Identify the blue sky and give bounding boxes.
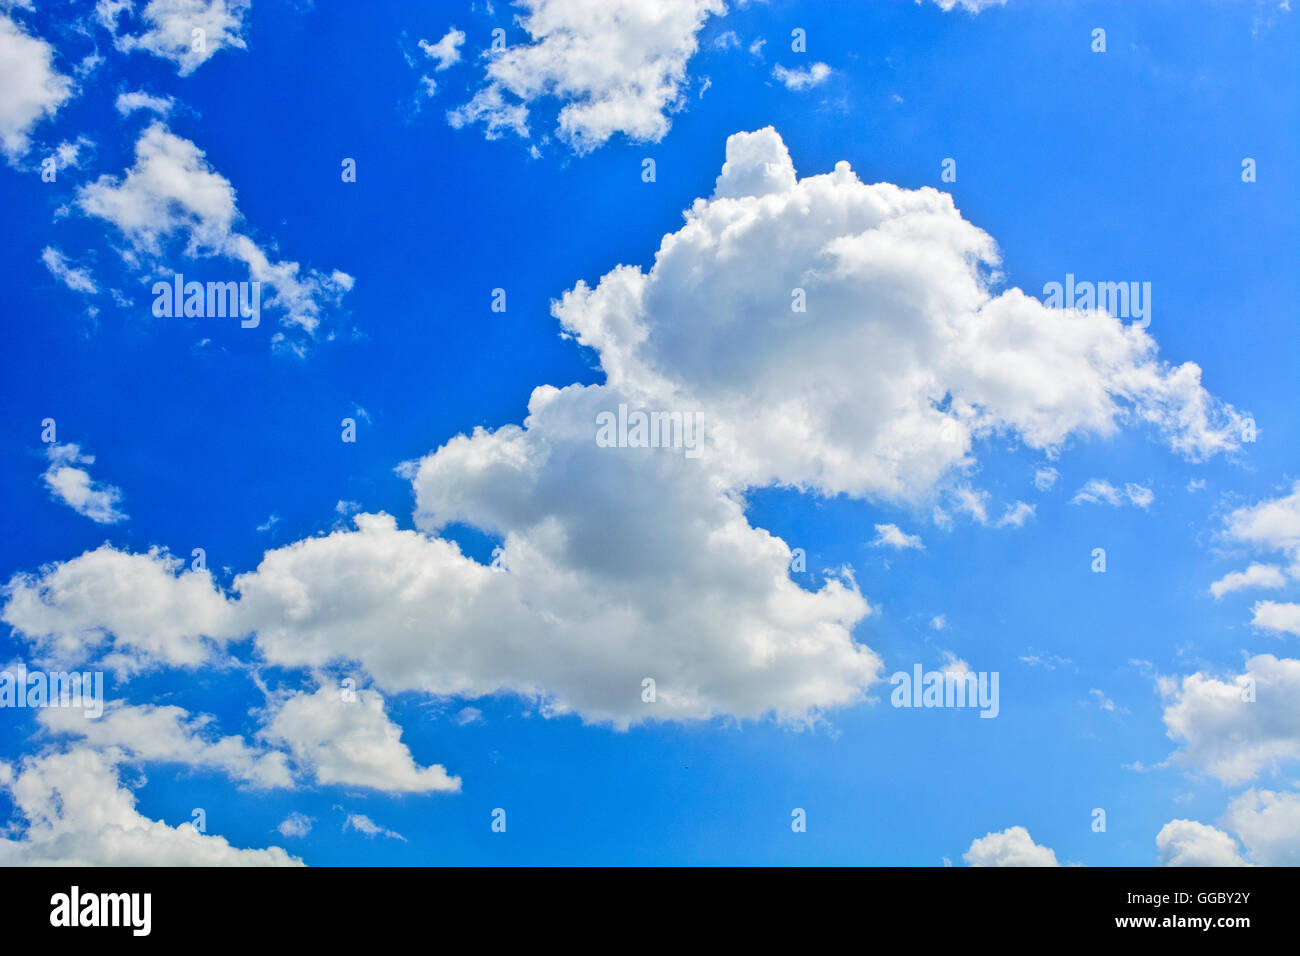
[0,0,1297,867]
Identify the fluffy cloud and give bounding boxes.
[555,128,1243,503]
[772,62,831,91]
[1211,484,1300,637]
[1222,482,1300,572]
[277,811,311,838]
[449,0,726,153]
[4,128,1249,735]
[2,543,241,673]
[114,89,175,116]
[871,523,923,550]
[0,13,73,161]
[41,443,126,524]
[964,826,1060,866]
[76,122,352,335]
[38,701,293,789]
[1251,600,1300,637]
[419,27,465,71]
[261,685,460,793]
[100,0,251,76]
[1220,788,1300,865]
[1159,655,1300,785]
[0,747,300,865]
[1155,819,1247,867]
[1071,479,1153,509]
[1210,563,1286,599]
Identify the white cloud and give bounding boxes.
[997,501,1034,528]
[41,247,98,295]
[964,826,1060,866]
[1220,788,1300,865]
[114,89,175,116]
[1155,819,1247,867]
[1,128,1249,736]
[1071,479,1153,509]
[1222,482,1300,573]
[101,0,252,76]
[76,122,352,334]
[277,811,312,838]
[1159,654,1300,785]
[1124,483,1154,509]
[448,0,727,153]
[557,128,1243,503]
[344,813,405,841]
[1033,466,1058,491]
[927,0,1007,12]
[940,650,971,676]
[772,62,831,91]
[1210,563,1286,599]
[38,701,293,789]
[871,523,923,550]
[261,685,460,793]
[930,614,946,631]
[1251,600,1300,637]
[0,747,301,865]
[0,13,74,161]
[41,443,126,524]
[419,27,464,71]
[455,706,484,726]
[712,29,739,50]
[2,543,241,673]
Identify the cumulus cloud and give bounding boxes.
[1210,563,1287,599]
[100,0,252,76]
[448,0,726,153]
[1071,479,1153,509]
[419,27,465,71]
[1251,600,1300,637]
[261,685,460,793]
[76,122,352,335]
[556,128,1244,503]
[1155,819,1247,867]
[1221,482,1300,575]
[277,811,312,838]
[1220,788,1300,865]
[2,543,241,673]
[871,523,923,550]
[0,13,73,161]
[114,89,175,116]
[2,128,1248,735]
[772,62,831,91]
[39,701,293,789]
[41,443,126,524]
[0,747,300,865]
[1033,466,1058,491]
[1159,654,1300,785]
[964,826,1060,866]
[1213,485,1300,634]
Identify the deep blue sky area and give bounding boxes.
[0,0,1296,866]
